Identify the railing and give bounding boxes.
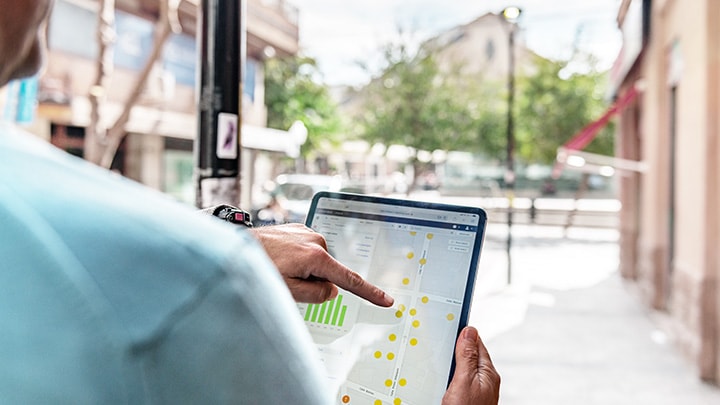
[477,197,620,229]
[394,194,621,229]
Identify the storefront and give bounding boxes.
[5,0,304,208]
[613,0,720,383]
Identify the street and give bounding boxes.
[470,223,720,404]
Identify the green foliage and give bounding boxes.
[515,55,614,164]
[358,42,506,160]
[267,35,615,173]
[264,56,343,156]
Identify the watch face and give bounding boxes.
[231,212,248,223]
[215,205,253,227]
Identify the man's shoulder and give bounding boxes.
[1,123,248,264]
[0,124,329,404]
[0,124,274,336]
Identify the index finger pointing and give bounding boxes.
[315,255,394,307]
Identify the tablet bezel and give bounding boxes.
[305,191,488,391]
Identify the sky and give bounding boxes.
[290,0,624,86]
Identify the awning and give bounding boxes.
[552,85,640,178]
[241,123,306,158]
[56,96,306,157]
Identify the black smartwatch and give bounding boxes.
[209,204,254,228]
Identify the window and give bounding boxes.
[485,39,495,62]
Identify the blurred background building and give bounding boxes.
[4,0,303,206]
[2,0,612,207]
[612,0,720,383]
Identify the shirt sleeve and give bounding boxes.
[137,231,333,405]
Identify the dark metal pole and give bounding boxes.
[195,0,242,208]
[505,24,516,284]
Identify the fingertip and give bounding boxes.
[463,326,479,343]
[383,292,395,307]
[327,285,339,301]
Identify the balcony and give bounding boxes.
[247,0,299,58]
[119,0,299,58]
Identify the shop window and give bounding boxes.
[164,137,195,205]
[50,124,85,158]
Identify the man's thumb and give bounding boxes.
[454,326,480,379]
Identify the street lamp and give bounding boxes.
[502,6,521,284]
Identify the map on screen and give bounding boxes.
[300,192,487,405]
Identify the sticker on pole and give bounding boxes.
[216,112,238,159]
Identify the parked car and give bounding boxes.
[255,174,343,224]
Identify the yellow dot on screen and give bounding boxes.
[374,401,382,405]
[394,398,402,405]
[399,304,406,311]
[402,278,410,285]
[419,258,427,265]
[399,378,407,387]
[409,308,417,316]
[412,320,420,328]
[427,233,434,239]
[410,338,418,346]
[395,311,403,318]
[374,351,382,359]
[387,352,395,360]
[406,252,414,259]
[421,296,429,304]
[342,395,350,403]
[410,231,417,236]
[447,313,455,321]
[389,334,397,342]
[385,379,393,387]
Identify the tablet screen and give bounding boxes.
[300,192,487,405]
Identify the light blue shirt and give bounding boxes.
[0,122,331,404]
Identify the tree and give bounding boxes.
[85,0,181,168]
[515,55,614,165]
[357,40,505,188]
[264,56,343,162]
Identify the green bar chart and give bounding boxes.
[304,294,348,327]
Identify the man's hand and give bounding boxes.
[250,223,394,307]
[442,327,501,405]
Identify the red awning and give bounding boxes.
[552,85,639,178]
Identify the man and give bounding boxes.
[0,0,500,403]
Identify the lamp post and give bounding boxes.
[195,0,243,209]
[502,6,521,284]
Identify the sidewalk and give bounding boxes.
[469,224,720,404]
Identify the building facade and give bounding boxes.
[427,12,535,82]
[2,0,302,207]
[612,0,720,383]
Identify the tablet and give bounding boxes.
[300,191,487,405]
